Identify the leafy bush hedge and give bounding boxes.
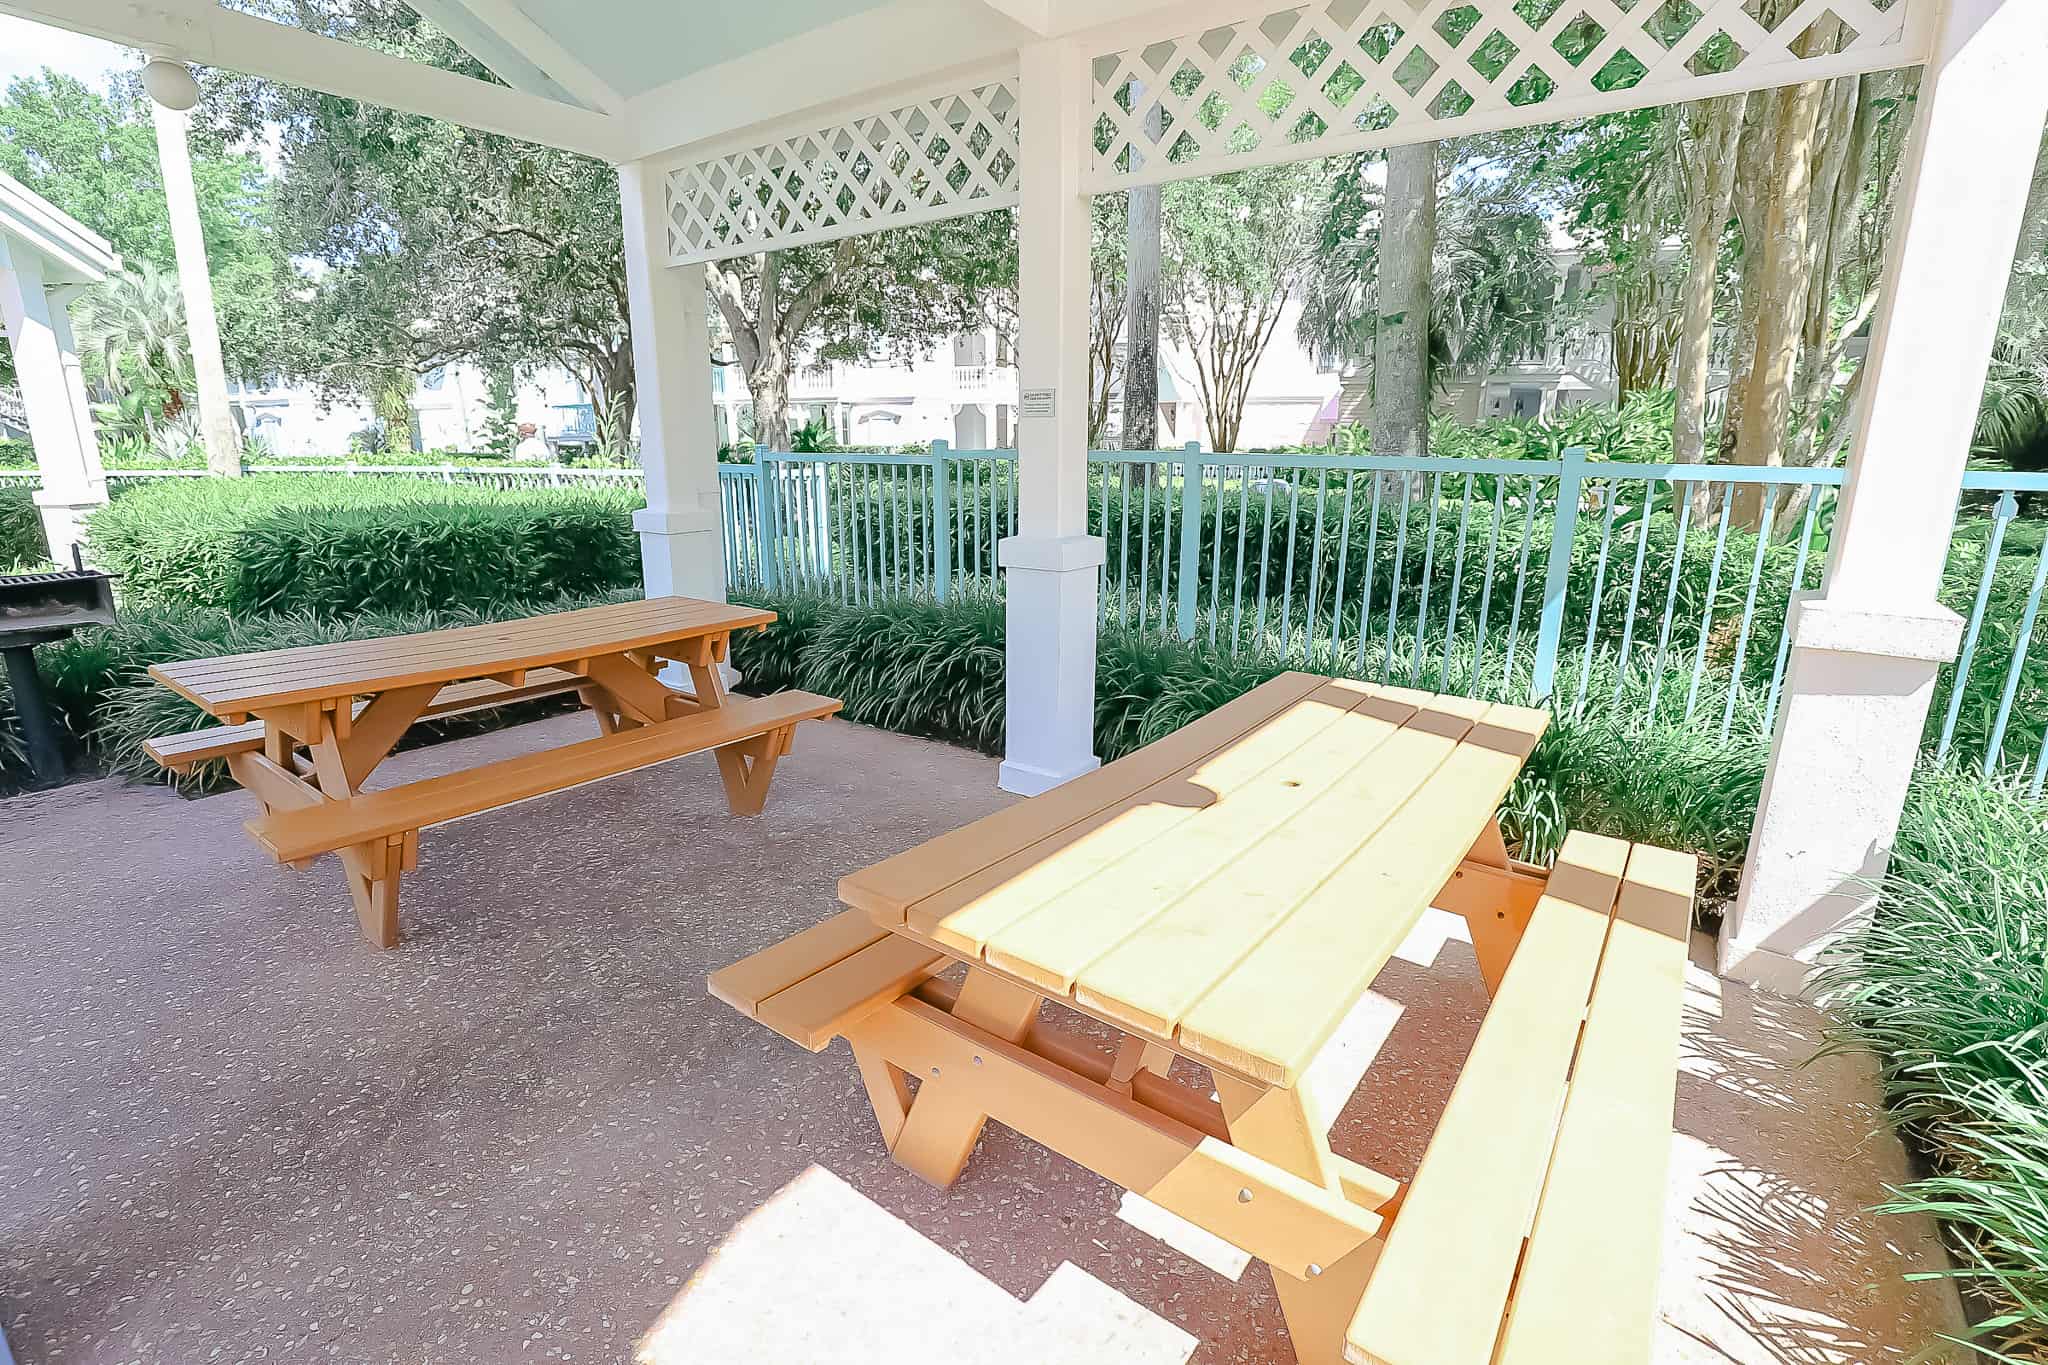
[1,484,46,568]
[87,476,643,616]
[0,588,640,789]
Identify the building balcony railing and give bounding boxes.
[791,364,837,399]
[953,364,1017,399]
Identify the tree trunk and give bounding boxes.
[1374,142,1437,459]
[1728,74,1826,526]
[1123,181,1162,453]
[1674,94,1747,466]
[749,347,792,452]
[1713,86,1779,482]
[2012,129,2048,318]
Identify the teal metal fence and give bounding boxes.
[720,443,2048,790]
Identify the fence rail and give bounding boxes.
[721,443,2048,791]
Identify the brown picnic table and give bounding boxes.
[145,595,840,949]
[713,671,1696,1364]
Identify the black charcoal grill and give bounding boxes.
[1,552,116,785]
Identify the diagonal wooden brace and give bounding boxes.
[844,995,1384,1281]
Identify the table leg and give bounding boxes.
[1438,819,1547,996]
[1215,1076,1383,1365]
[282,692,434,950]
[1108,1036,1177,1096]
[885,967,1042,1187]
[713,726,789,816]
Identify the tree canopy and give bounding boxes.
[0,71,284,383]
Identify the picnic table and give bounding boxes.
[713,672,1694,1364]
[145,595,840,949]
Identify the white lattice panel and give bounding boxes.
[665,76,1020,264]
[1088,0,1928,189]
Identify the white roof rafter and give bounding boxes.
[0,0,625,161]
[408,0,625,116]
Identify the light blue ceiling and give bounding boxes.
[513,0,896,99]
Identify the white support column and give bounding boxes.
[151,99,241,476]
[999,37,1104,796]
[618,159,724,604]
[0,239,105,566]
[1720,0,2048,995]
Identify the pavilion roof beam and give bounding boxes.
[0,0,625,161]
[624,0,1033,163]
[407,0,625,116]
[975,0,1053,34]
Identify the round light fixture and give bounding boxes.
[142,58,201,112]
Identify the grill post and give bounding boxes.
[2,645,64,786]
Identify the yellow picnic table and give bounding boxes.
[145,595,840,949]
[713,671,1695,1363]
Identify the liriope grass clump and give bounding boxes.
[1817,771,2048,1359]
[1,484,47,569]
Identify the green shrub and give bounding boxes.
[1,484,47,568]
[87,476,643,615]
[1818,771,2048,1359]
[0,439,33,469]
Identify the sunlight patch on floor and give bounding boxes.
[638,1165,1196,1365]
[1115,1192,1252,1281]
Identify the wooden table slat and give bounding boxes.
[152,597,769,716]
[155,599,744,688]
[935,680,1373,962]
[1491,842,1695,1365]
[1072,690,1484,1038]
[155,595,687,682]
[839,671,1331,924]
[1345,830,1629,1365]
[980,681,1414,993]
[1174,702,1550,1085]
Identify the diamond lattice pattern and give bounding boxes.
[666,78,1021,264]
[1088,0,1918,187]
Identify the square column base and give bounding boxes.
[1717,593,1963,997]
[1000,533,1105,797]
[634,505,726,602]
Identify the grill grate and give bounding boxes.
[0,568,112,589]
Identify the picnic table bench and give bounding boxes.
[146,596,841,949]
[711,671,1694,1364]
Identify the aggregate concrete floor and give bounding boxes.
[0,711,1966,1363]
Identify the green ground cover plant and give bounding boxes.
[1,484,47,568]
[1818,773,2048,1361]
[86,476,643,616]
